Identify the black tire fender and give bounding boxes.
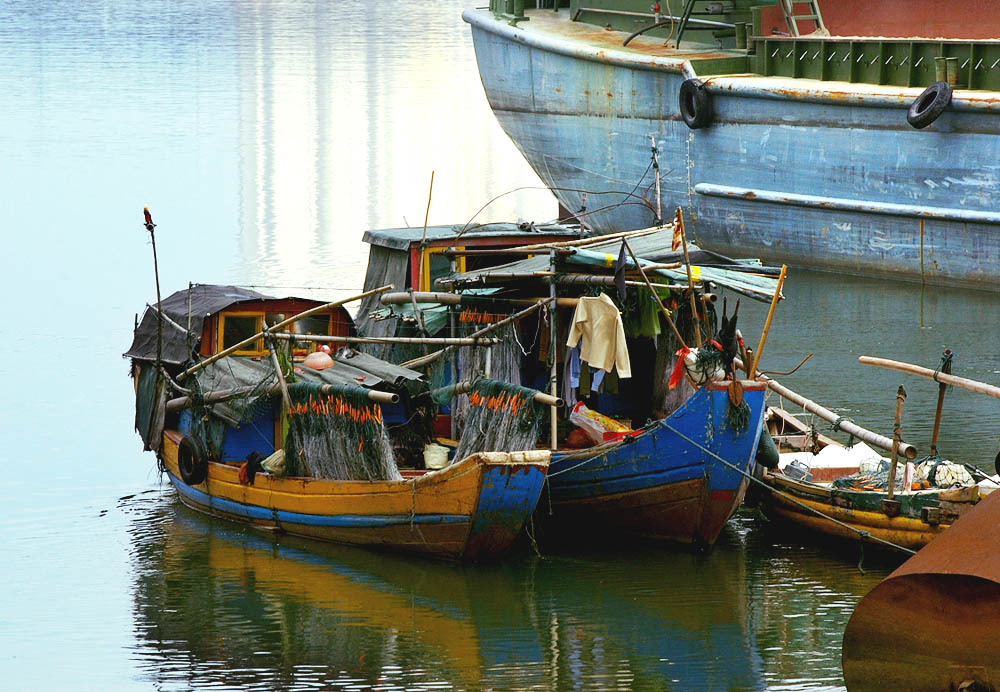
[907,81,952,129]
[679,78,712,129]
[177,434,208,486]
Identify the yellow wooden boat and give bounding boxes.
[127,284,550,562]
[160,429,548,561]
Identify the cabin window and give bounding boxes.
[420,247,465,291]
[290,314,332,354]
[219,313,263,354]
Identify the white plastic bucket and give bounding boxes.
[423,443,449,470]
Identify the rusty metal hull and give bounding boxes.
[842,488,1000,691]
[464,9,1000,291]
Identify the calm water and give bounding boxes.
[2,1,999,690]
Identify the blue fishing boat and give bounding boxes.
[464,1,1000,290]
[546,380,767,546]
[361,222,781,547]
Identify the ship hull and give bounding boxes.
[466,10,1000,290]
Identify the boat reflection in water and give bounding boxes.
[129,496,882,690]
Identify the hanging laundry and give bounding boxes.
[566,293,631,378]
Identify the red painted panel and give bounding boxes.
[759,1,998,40]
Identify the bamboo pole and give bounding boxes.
[269,333,500,346]
[444,226,664,258]
[675,208,702,347]
[267,336,292,412]
[549,249,559,451]
[858,355,1000,401]
[417,171,435,291]
[735,356,918,458]
[429,380,564,408]
[179,284,393,380]
[886,385,907,501]
[380,291,578,308]
[623,239,687,349]
[400,297,555,369]
[929,349,952,455]
[143,208,163,367]
[437,272,684,291]
[165,382,399,413]
[145,303,188,334]
[749,264,787,377]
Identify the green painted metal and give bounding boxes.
[497,1,1000,91]
[755,37,1000,90]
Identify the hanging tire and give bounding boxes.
[907,81,952,129]
[177,434,208,486]
[679,78,712,129]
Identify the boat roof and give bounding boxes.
[363,222,581,251]
[124,284,342,365]
[446,227,783,301]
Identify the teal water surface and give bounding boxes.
[2,1,998,690]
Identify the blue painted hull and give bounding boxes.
[546,381,766,547]
[465,9,1000,290]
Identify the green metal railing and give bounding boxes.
[754,37,1000,90]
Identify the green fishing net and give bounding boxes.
[283,382,401,481]
[452,378,546,461]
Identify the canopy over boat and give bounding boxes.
[443,227,783,302]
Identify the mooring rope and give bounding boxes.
[659,422,917,557]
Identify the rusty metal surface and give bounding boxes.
[842,489,1000,691]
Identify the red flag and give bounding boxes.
[671,208,683,251]
[668,346,691,390]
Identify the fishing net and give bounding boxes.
[452,378,546,461]
[831,455,974,492]
[450,322,523,433]
[284,382,401,481]
[185,357,279,459]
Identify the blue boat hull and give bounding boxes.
[546,381,767,547]
[465,10,1000,290]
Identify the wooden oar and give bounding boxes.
[179,284,393,380]
[859,355,1000,401]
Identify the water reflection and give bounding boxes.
[128,495,887,691]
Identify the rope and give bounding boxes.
[659,421,918,557]
[832,415,854,432]
[932,350,953,384]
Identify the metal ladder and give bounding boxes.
[777,0,827,37]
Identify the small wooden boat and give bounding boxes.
[126,283,549,561]
[755,354,999,553]
[159,430,549,561]
[842,487,1000,692]
[360,220,784,548]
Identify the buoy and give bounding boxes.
[302,351,334,370]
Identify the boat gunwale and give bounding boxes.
[463,8,1000,113]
